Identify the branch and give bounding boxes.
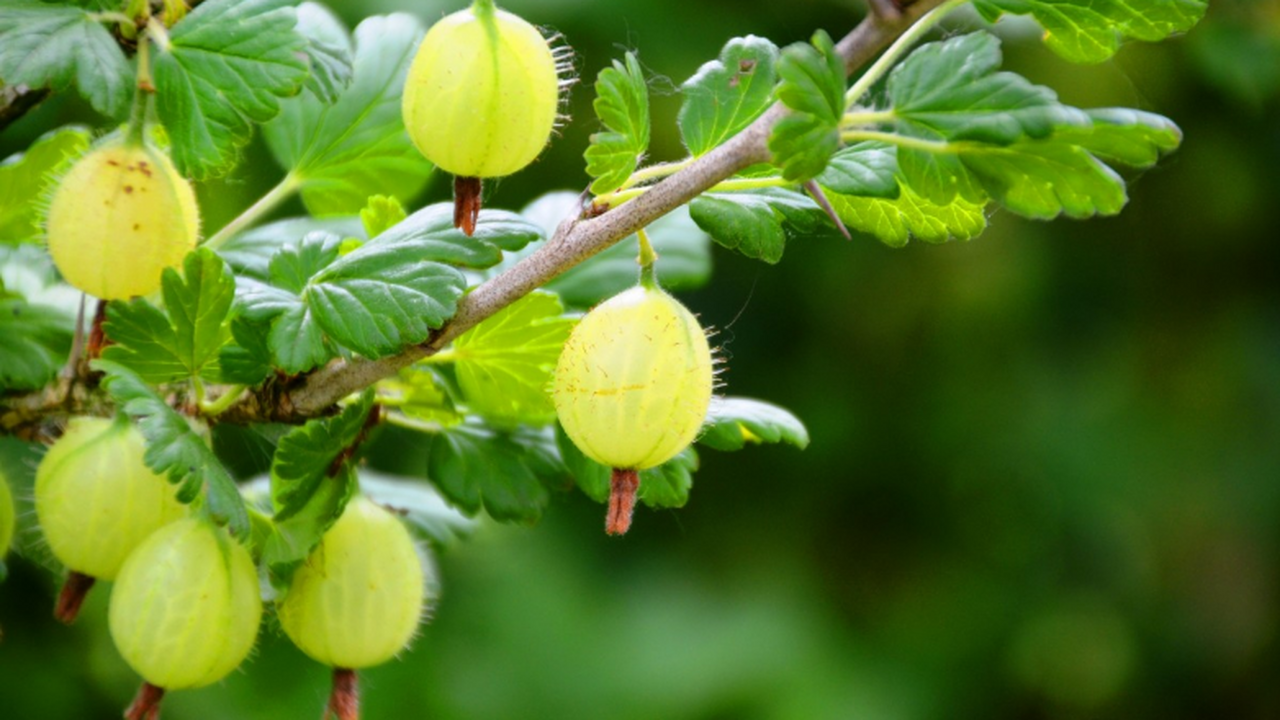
[3,0,951,431]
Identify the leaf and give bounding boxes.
[377,365,462,426]
[237,232,344,373]
[295,2,353,104]
[1052,108,1182,166]
[449,291,575,426]
[698,397,810,452]
[359,470,477,548]
[769,31,845,182]
[217,215,363,281]
[959,140,1128,220]
[102,249,235,383]
[973,0,1208,64]
[688,187,827,264]
[270,394,372,522]
[679,35,779,157]
[261,463,356,581]
[826,181,988,247]
[152,0,309,177]
[585,53,650,194]
[263,14,433,215]
[815,142,900,199]
[0,1,132,117]
[217,316,273,385]
[0,126,91,244]
[360,195,407,239]
[886,32,1090,146]
[555,424,698,509]
[94,360,249,539]
[0,299,71,391]
[372,202,543,269]
[428,421,566,523]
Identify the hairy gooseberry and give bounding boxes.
[109,517,262,717]
[45,138,199,299]
[35,415,187,622]
[278,495,425,719]
[553,280,714,534]
[1,468,14,560]
[402,0,562,234]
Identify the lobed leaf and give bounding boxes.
[689,187,828,264]
[0,1,132,117]
[973,0,1208,64]
[769,31,845,182]
[449,291,576,426]
[360,195,407,239]
[94,360,249,539]
[699,397,810,452]
[153,0,309,177]
[270,393,373,522]
[825,182,988,248]
[371,203,543,269]
[217,216,363,281]
[585,53,651,194]
[816,142,900,199]
[679,35,779,157]
[428,421,566,523]
[260,464,357,582]
[0,299,72,391]
[294,2,353,104]
[264,14,432,215]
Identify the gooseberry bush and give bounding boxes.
[0,0,1204,716]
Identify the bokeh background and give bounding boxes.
[2,0,1279,718]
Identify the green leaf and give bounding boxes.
[260,463,356,580]
[238,232,344,373]
[428,421,565,523]
[264,14,432,215]
[689,188,827,264]
[555,424,698,509]
[1052,108,1182,166]
[94,360,249,539]
[360,195,407,239]
[295,2,353,104]
[372,203,543,269]
[698,397,810,452]
[449,291,575,426]
[217,316,273,386]
[679,35,779,157]
[973,0,1208,64]
[102,249,235,383]
[0,2,132,117]
[359,470,477,548]
[769,31,844,182]
[153,0,309,177]
[271,394,372,521]
[0,299,71,391]
[217,216,363,281]
[826,181,988,248]
[886,32,1089,146]
[959,140,1128,220]
[377,365,462,426]
[585,52,650,194]
[815,142,900,199]
[0,126,91,244]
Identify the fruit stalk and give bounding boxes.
[53,571,96,625]
[453,176,482,236]
[325,668,360,720]
[606,468,640,536]
[124,682,164,720]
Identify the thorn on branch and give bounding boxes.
[803,180,851,240]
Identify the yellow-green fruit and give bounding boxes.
[553,284,714,470]
[109,518,262,689]
[0,468,14,557]
[35,416,187,580]
[278,496,425,669]
[402,2,559,178]
[46,140,199,299]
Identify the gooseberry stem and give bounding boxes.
[54,571,95,624]
[202,172,301,251]
[124,682,165,720]
[124,37,152,148]
[453,176,483,236]
[326,668,360,720]
[606,468,640,535]
[637,227,658,289]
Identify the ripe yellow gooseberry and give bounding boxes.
[553,281,714,533]
[109,518,262,692]
[45,139,198,299]
[278,496,425,670]
[402,0,562,234]
[35,416,186,581]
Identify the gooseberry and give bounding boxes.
[402,0,562,234]
[0,468,14,560]
[35,415,187,622]
[553,281,714,534]
[45,138,199,299]
[109,517,262,716]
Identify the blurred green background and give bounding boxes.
[3,0,1279,718]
